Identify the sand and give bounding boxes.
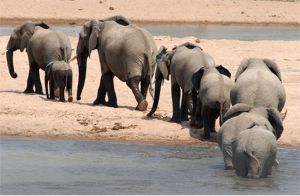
[0,0,300,25]
[0,0,299,146]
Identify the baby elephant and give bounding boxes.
[45,61,73,102]
[232,127,278,178]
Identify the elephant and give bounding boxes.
[6,21,72,94]
[76,16,157,111]
[192,64,233,139]
[217,103,285,170]
[147,42,215,123]
[231,58,286,112]
[45,61,73,102]
[232,127,278,178]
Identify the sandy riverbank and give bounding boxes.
[0,0,300,25]
[0,35,299,146]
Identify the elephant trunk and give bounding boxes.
[147,76,163,117]
[76,52,88,100]
[6,49,18,79]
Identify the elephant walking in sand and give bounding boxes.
[147,42,215,123]
[76,16,157,111]
[6,21,72,94]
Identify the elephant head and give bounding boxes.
[235,58,282,82]
[76,16,130,100]
[6,21,49,79]
[147,45,172,116]
[223,103,286,139]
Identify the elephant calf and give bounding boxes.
[217,103,285,170]
[233,127,278,178]
[45,61,73,102]
[192,65,233,139]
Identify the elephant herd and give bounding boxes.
[5,15,287,178]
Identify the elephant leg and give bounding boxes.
[102,71,118,108]
[45,75,49,99]
[222,143,234,170]
[201,106,218,139]
[191,94,203,128]
[127,76,148,111]
[24,68,35,93]
[170,83,181,123]
[235,152,250,177]
[180,91,189,121]
[93,77,107,105]
[59,86,65,102]
[32,67,43,94]
[141,75,150,99]
[49,78,55,100]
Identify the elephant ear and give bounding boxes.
[192,67,205,92]
[20,31,31,52]
[104,15,130,26]
[235,58,249,82]
[267,108,284,139]
[263,58,282,82]
[88,20,101,57]
[156,46,169,79]
[216,65,231,78]
[34,21,50,29]
[223,103,252,122]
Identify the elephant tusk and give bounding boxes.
[70,55,77,62]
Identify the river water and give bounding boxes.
[1,138,299,194]
[1,24,300,40]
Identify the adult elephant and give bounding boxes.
[217,103,285,170]
[6,21,72,94]
[231,58,286,112]
[76,16,157,111]
[147,42,215,123]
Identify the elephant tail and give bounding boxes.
[245,151,261,176]
[61,47,69,63]
[145,51,154,99]
[219,101,224,125]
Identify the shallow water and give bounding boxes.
[0,138,299,194]
[1,24,299,40]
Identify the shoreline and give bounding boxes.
[0,135,297,148]
[1,17,300,26]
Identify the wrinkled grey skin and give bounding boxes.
[217,103,285,170]
[76,15,157,111]
[232,127,278,178]
[45,61,73,102]
[147,42,214,123]
[231,58,286,112]
[6,21,72,94]
[192,64,233,139]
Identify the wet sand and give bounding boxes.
[0,36,299,146]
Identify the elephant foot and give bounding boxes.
[225,165,234,170]
[170,116,181,123]
[93,98,103,105]
[190,119,203,128]
[181,116,189,122]
[137,100,148,111]
[59,99,65,102]
[35,90,44,95]
[201,133,211,139]
[103,100,118,108]
[24,89,34,94]
[68,96,73,102]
